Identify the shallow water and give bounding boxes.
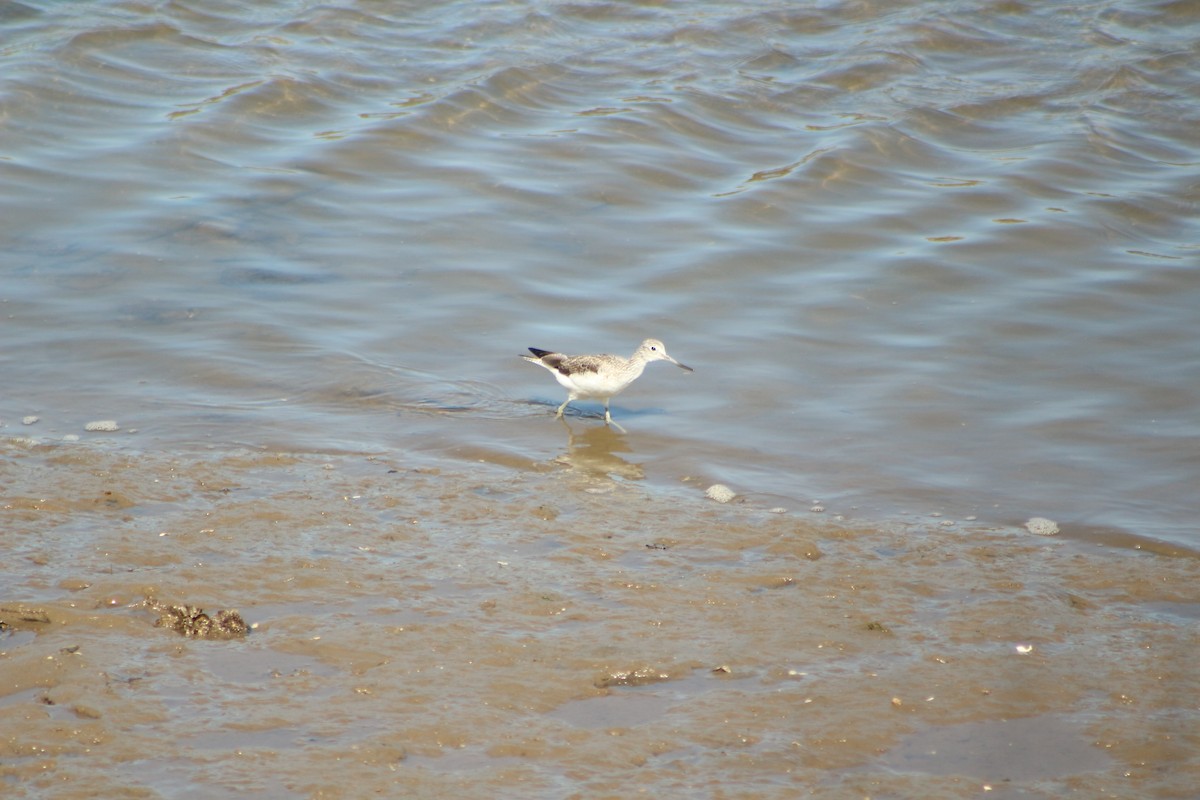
[2,0,1199,796]
[4,0,1199,545]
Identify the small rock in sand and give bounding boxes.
[1025,517,1059,536]
[705,484,736,504]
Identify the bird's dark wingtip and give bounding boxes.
[527,347,553,358]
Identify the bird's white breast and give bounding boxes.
[556,366,641,398]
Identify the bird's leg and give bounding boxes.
[555,398,570,419]
[603,400,627,433]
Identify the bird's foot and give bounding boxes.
[604,411,627,434]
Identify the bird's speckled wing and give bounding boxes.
[526,348,606,376]
[554,354,606,376]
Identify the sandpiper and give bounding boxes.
[522,338,693,430]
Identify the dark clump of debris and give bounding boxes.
[0,606,52,631]
[144,596,249,640]
[594,667,673,689]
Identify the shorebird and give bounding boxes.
[522,338,692,430]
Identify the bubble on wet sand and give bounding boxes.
[705,484,736,504]
[85,420,120,432]
[1025,517,1059,536]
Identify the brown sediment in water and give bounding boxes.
[1,439,1197,798]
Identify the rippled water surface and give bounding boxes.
[2,0,1198,796]
[5,0,1198,544]
[4,0,1195,546]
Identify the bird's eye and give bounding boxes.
[650,346,657,351]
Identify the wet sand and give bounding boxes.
[2,437,1196,798]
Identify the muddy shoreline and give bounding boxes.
[2,438,1197,798]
